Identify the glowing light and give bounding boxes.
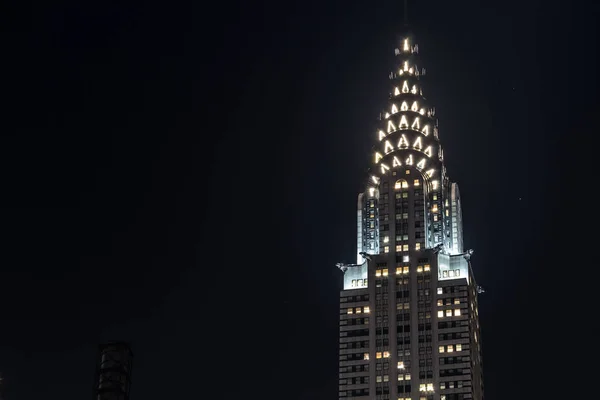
[384,112,390,119]
[398,69,404,75]
[406,154,413,165]
[403,61,409,71]
[380,163,390,174]
[384,140,394,153]
[399,115,409,129]
[411,117,420,130]
[411,101,418,111]
[409,67,413,74]
[419,108,426,115]
[401,101,408,111]
[402,81,409,93]
[387,120,397,133]
[416,158,426,170]
[422,125,430,136]
[392,156,402,167]
[413,136,422,150]
[394,87,400,96]
[423,145,432,157]
[369,187,375,197]
[371,175,380,184]
[398,134,409,148]
[425,169,435,178]
[432,180,439,190]
[391,104,398,114]
[411,85,417,94]
[375,152,383,163]
[403,39,409,51]
[378,130,386,141]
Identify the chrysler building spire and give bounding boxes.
[337,32,484,400]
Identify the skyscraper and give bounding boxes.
[337,34,484,400]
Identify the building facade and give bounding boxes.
[337,35,484,400]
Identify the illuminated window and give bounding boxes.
[441,396,446,400]
[402,192,408,198]
[427,383,434,392]
[364,278,368,286]
[383,375,389,382]
[384,246,390,253]
[376,352,382,359]
[376,269,382,277]
[394,179,409,190]
[417,266,423,273]
[437,299,443,306]
[438,346,444,353]
[398,374,404,381]
[402,244,409,251]
[433,194,437,200]
[364,306,370,313]
[456,344,462,352]
[398,361,405,369]
[347,308,353,314]
[383,236,390,243]
[419,384,426,392]
[448,345,454,353]
[364,353,370,360]
[383,351,390,358]
[424,264,430,272]
[351,279,357,287]
[425,311,431,319]
[396,267,402,275]
[415,243,421,250]
[402,212,408,219]
[376,375,382,383]
[402,255,409,262]
[446,310,452,317]
[455,269,460,277]
[433,214,438,222]
[405,373,411,380]
[437,288,443,294]
[396,245,402,252]
[437,310,443,318]
[403,266,409,274]
[454,298,460,305]
[440,382,446,389]
[432,204,438,213]
[383,268,389,277]
[405,170,410,175]
[356,307,362,314]
[454,309,461,316]
[414,179,420,186]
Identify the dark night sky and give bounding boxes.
[1,0,599,399]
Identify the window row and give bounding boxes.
[419,383,435,392]
[437,309,462,318]
[437,298,461,306]
[349,278,367,288]
[340,317,369,326]
[339,364,369,373]
[440,381,470,390]
[441,269,461,278]
[345,306,371,315]
[438,344,463,353]
[340,294,369,303]
[339,376,369,385]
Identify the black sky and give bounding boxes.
[1,0,599,399]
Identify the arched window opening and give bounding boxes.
[394,179,409,190]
